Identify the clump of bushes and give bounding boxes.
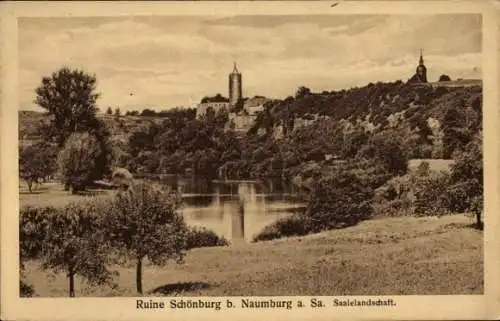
[252,214,314,242]
[305,171,374,231]
[372,162,452,217]
[254,170,374,242]
[186,227,229,249]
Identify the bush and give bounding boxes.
[253,215,314,242]
[306,171,374,231]
[186,227,229,249]
[412,170,451,216]
[372,165,451,218]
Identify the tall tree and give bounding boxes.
[34,67,101,147]
[103,181,188,294]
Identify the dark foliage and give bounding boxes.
[252,214,314,242]
[19,142,58,192]
[34,67,101,147]
[306,171,374,231]
[186,227,229,249]
[19,203,115,297]
[102,181,189,294]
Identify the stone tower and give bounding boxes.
[228,62,242,108]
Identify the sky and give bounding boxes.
[18,14,482,112]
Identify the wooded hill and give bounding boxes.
[19,80,482,180]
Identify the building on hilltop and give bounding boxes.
[229,62,243,108]
[408,49,428,84]
[196,63,268,133]
[242,96,269,116]
[196,94,230,118]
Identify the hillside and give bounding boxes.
[19,110,165,147]
[250,81,481,160]
[19,80,482,179]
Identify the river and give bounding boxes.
[157,175,307,244]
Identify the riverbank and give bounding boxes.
[23,213,483,296]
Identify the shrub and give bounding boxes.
[412,170,452,216]
[186,227,229,249]
[356,131,408,176]
[373,165,451,218]
[306,171,374,231]
[253,214,314,242]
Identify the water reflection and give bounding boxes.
[159,175,306,244]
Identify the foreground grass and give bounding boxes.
[23,214,483,296]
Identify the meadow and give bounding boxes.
[22,210,482,297]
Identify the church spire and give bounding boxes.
[233,62,239,73]
[419,49,424,65]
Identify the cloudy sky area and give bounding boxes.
[19,14,481,111]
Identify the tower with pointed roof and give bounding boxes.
[229,62,243,108]
[409,49,428,83]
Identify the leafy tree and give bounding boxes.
[19,142,58,192]
[125,110,140,116]
[20,202,115,297]
[295,86,311,99]
[19,206,57,296]
[57,132,103,193]
[448,133,483,228]
[106,107,113,115]
[439,74,451,82]
[356,131,408,176]
[140,109,157,117]
[441,105,468,158]
[103,181,189,294]
[114,107,121,117]
[34,67,101,147]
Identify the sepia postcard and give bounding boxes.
[1,1,499,320]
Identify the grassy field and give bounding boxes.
[23,213,483,297]
[20,182,116,209]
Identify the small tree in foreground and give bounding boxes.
[103,181,188,294]
[20,202,114,297]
